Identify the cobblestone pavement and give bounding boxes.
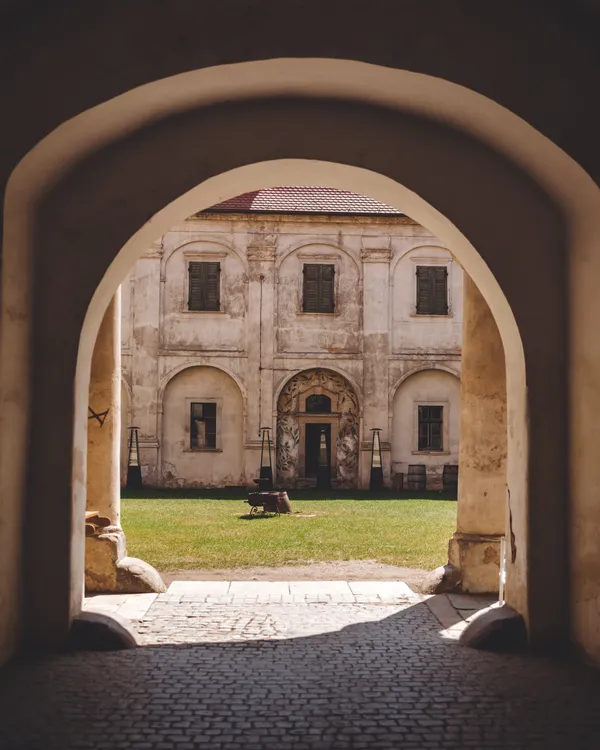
[1,586,600,749]
[83,581,429,645]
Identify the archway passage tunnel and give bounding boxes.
[1,91,573,668]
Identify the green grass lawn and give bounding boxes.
[121,492,457,571]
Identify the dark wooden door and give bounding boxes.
[305,423,331,478]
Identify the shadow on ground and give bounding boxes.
[1,601,599,749]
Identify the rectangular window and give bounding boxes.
[190,402,217,449]
[418,405,443,451]
[188,261,220,311]
[302,263,335,313]
[416,265,448,315]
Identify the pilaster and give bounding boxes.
[449,274,507,593]
[245,233,278,480]
[86,289,164,594]
[87,291,122,523]
[131,240,163,484]
[360,238,392,488]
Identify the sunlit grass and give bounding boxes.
[122,492,456,571]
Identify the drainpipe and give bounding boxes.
[258,273,264,431]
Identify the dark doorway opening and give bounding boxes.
[305,423,331,478]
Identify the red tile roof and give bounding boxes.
[202,186,404,216]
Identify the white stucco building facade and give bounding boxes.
[121,188,463,490]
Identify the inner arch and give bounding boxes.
[4,60,590,655]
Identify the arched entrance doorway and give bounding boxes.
[277,369,360,488]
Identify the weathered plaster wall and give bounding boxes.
[391,369,461,489]
[277,242,361,354]
[87,294,121,523]
[161,365,244,487]
[123,213,462,489]
[456,275,507,536]
[161,236,247,351]
[121,274,134,353]
[448,274,507,594]
[120,380,130,486]
[392,245,463,353]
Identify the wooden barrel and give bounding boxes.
[262,492,281,513]
[392,472,404,492]
[443,464,459,491]
[407,464,426,491]
[278,491,292,514]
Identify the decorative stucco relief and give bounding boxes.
[276,368,359,488]
[276,413,299,483]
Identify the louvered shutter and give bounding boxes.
[303,264,335,312]
[416,266,448,315]
[188,262,220,311]
[416,266,432,314]
[319,264,335,312]
[188,262,205,310]
[204,262,220,311]
[418,406,429,451]
[303,264,320,312]
[432,266,448,315]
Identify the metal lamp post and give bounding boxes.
[126,425,143,489]
[369,428,384,491]
[258,426,274,490]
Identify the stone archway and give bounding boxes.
[277,369,360,488]
[3,57,600,662]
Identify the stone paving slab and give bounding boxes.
[423,594,464,630]
[116,593,159,620]
[168,580,230,596]
[447,593,497,613]
[84,593,158,622]
[228,580,290,595]
[158,580,421,605]
[288,580,354,596]
[348,580,414,598]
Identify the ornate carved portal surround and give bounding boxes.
[276,369,360,488]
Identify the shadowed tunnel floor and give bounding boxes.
[1,600,600,749]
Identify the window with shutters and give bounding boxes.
[190,402,217,449]
[188,261,221,311]
[418,405,443,451]
[416,265,448,315]
[302,264,335,313]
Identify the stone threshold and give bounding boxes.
[83,582,497,641]
[423,592,499,640]
[84,580,420,619]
